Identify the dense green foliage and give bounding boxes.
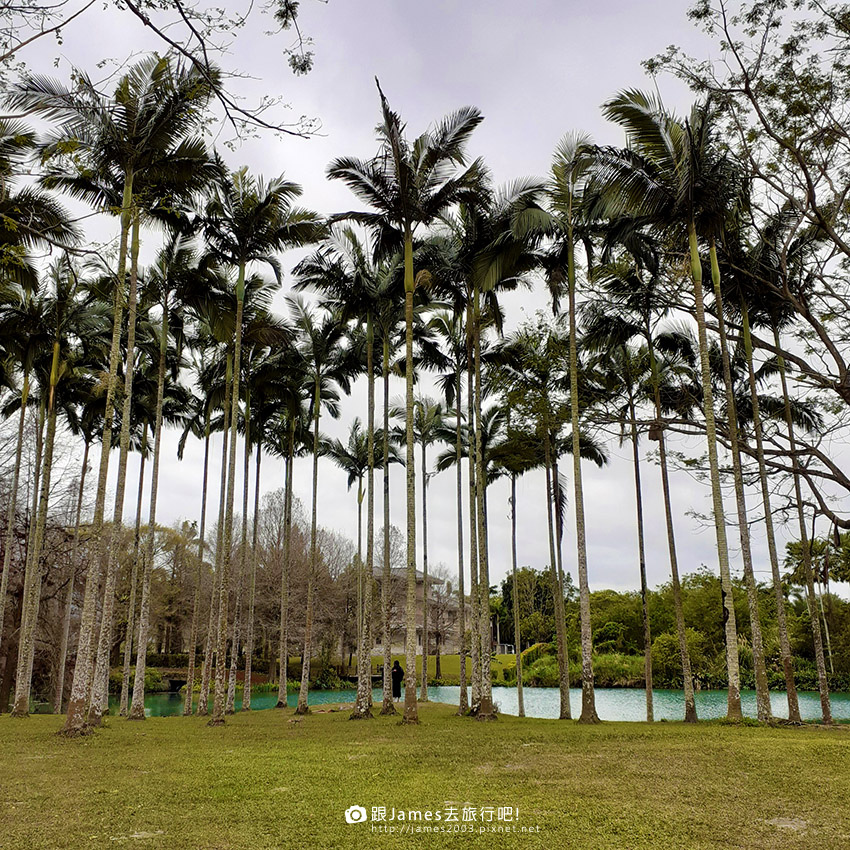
[497,567,850,690]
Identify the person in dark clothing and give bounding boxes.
[391,660,404,701]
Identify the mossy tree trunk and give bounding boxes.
[120,433,147,716]
[740,304,799,721]
[89,210,142,725]
[55,438,90,713]
[401,227,419,725]
[184,417,211,716]
[687,220,742,721]
[379,335,396,716]
[128,266,168,721]
[62,169,134,736]
[709,240,772,722]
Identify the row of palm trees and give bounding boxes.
[0,52,838,733]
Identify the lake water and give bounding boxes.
[108,686,850,721]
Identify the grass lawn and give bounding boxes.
[1,703,848,850]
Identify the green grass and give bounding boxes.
[2,704,849,849]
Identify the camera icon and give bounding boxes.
[345,805,368,824]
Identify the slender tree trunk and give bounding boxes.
[243,443,261,711]
[401,228,418,725]
[688,220,742,721]
[226,404,251,716]
[709,241,772,722]
[455,369,468,715]
[466,302,480,715]
[120,436,146,716]
[567,233,598,724]
[739,305,799,720]
[420,438,430,702]
[627,397,653,722]
[472,284,495,720]
[295,379,322,716]
[128,276,167,721]
[184,419,211,716]
[775,328,832,723]
[510,472,525,717]
[210,270,246,726]
[545,421,571,719]
[62,170,134,736]
[379,335,396,716]
[199,382,231,716]
[276,423,294,708]
[648,329,697,721]
[12,342,61,717]
[352,315,375,719]
[11,397,43,712]
[89,211,142,724]
[0,371,29,668]
[55,440,90,713]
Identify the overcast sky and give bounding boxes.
[21,0,833,596]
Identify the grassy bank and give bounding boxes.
[2,703,848,849]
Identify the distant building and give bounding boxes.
[371,567,465,656]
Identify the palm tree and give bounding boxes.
[10,55,218,735]
[328,81,485,723]
[543,134,604,724]
[294,226,397,719]
[177,390,214,716]
[0,116,79,671]
[224,307,291,716]
[589,91,745,720]
[202,166,321,726]
[289,296,356,715]
[428,309,470,714]
[11,258,105,716]
[591,337,655,721]
[580,247,701,722]
[262,346,311,709]
[392,395,443,701]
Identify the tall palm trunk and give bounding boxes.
[225,406,251,716]
[89,211,142,724]
[120,435,147,716]
[420,437,430,702]
[128,274,168,721]
[12,341,61,717]
[709,241,772,722]
[55,439,90,713]
[544,419,571,719]
[687,220,742,721]
[648,330,697,721]
[184,417,211,715]
[0,371,30,669]
[466,302,481,714]
[455,370,468,715]
[472,284,495,720]
[627,397,653,722]
[353,316,375,718]
[510,472,525,717]
[775,328,832,723]
[62,170,134,736]
[567,234,598,724]
[739,304,799,721]
[276,421,294,708]
[198,377,231,716]
[243,442,262,711]
[210,268,246,726]
[401,229,418,725]
[295,378,322,715]
[379,335,396,715]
